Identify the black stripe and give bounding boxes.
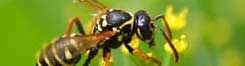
[67,44,81,64]
[99,18,104,27]
[46,45,63,66]
[54,38,80,64]
[38,52,49,66]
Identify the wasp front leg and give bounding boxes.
[124,43,161,66]
[123,36,161,66]
[83,47,112,66]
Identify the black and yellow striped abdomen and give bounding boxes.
[37,36,81,66]
[36,32,116,66]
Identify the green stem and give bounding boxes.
[163,54,171,66]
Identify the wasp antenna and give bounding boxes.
[162,16,172,39]
[152,15,172,39]
[153,24,179,62]
[152,14,163,22]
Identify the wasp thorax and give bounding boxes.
[106,9,132,27]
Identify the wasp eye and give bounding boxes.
[134,10,151,27]
[106,10,132,27]
[137,16,149,26]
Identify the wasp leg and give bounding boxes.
[124,44,161,66]
[103,48,111,66]
[79,0,108,14]
[123,37,161,66]
[153,15,172,39]
[152,15,179,62]
[83,47,99,66]
[64,17,86,36]
[148,39,155,48]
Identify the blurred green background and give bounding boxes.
[0,0,244,66]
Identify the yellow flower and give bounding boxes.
[218,49,242,66]
[121,35,140,54]
[164,34,188,54]
[164,5,188,30]
[100,56,113,66]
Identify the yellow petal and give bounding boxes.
[164,5,188,30]
[121,35,140,54]
[164,34,188,54]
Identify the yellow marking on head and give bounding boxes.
[51,45,70,66]
[136,28,143,38]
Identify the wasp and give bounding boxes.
[37,0,179,66]
[36,17,117,66]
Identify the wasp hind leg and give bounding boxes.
[83,48,99,66]
[103,48,111,66]
[64,17,86,36]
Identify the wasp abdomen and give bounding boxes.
[37,37,81,66]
